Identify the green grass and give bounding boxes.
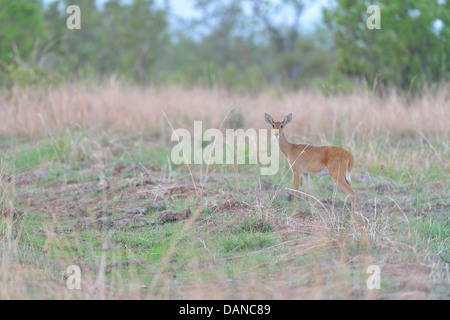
[0,131,448,299]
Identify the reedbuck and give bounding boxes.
[265,113,356,211]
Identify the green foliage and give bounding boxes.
[1,0,448,92]
[0,61,60,87]
[324,0,450,90]
[99,0,169,82]
[0,0,57,87]
[1,0,169,86]
[0,0,46,65]
[0,0,336,90]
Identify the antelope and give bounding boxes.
[265,113,356,211]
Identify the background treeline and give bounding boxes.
[1,0,449,92]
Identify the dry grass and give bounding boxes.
[1,82,449,137]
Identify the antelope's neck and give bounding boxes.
[279,131,295,158]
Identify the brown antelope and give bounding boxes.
[265,113,356,211]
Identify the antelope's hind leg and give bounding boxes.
[327,162,356,210]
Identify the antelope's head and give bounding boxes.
[264,113,292,139]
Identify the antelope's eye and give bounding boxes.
[281,125,284,128]
[272,125,274,128]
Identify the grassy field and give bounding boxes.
[0,85,449,299]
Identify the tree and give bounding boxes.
[250,0,306,83]
[189,0,251,68]
[45,0,104,78]
[101,0,169,82]
[0,0,47,66]
[184,0,332,88]
[42,0,169,82]
[324,0,450,90]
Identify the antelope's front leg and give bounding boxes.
[302,173,312,209]
[292,172,300,214]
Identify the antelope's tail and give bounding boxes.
[346,153,355,183]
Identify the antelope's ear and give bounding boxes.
[283,113,292,126]
[264,113,274,126]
